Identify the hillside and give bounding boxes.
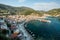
[47,8,60,16]
[0,4,35,15]
[0,4,16,15]
[0,4,60,16]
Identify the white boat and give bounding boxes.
[40,19,51,23]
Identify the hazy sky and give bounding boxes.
[0,0,60,11]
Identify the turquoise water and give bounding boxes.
[26,17,60,40]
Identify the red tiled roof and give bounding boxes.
[11,33,18,38]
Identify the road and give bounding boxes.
[17,20,34,40]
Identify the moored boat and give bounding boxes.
[40,19,51,23]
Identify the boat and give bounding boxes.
[40,19,51,23]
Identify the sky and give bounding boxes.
[0,0,60,11]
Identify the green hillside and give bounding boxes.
[47,8,60,16]
[0,4,60,16]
